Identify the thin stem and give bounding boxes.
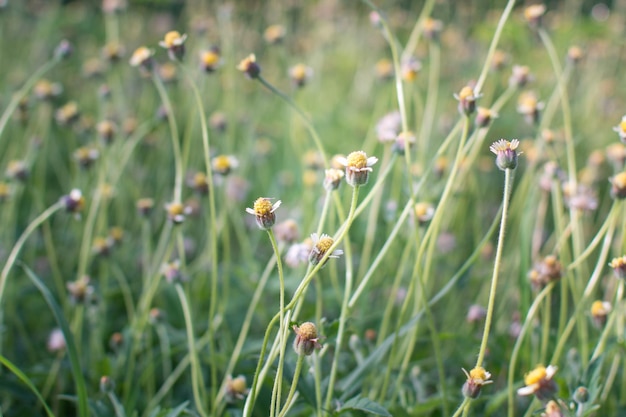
[267,229,286,417]
[278,354,305,417]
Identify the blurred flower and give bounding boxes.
[102,0,127,14]
[225,176,249,203]
[136,198,154,217]
[209,111,227,132]
[158,62,178,83]
[200,47,221,72]
[324,168,344,191]
[462,366,493,399]
[54,39,73,60]
[375,59,394,80]
[337,150,378,187]
[159,30,187,61]
[83,58,106,78]
[55,101,80,125]
[67,276,94,304]
[0,182,11,202]
[517,364,558,400]
[401,56,421,81]
[609,255,626,279]
[289,63,313,88]
[605,143,626,170]
[517,91,544,124]
[237,54,260,79]
[590,300,611,328]
[541,400,563,417]
[92,236,114,257]
[612,115,626,143]
[609,172,626,199]
[212,155,239,176]
[303,150,325,170]
[161,259,184,283]
[47,328,66,352]
[33,79,62,100]
[309,233,343,266]
[393,131,416,155]
[489,139,520,171]
[528,255,562,290]
[423,17,443,41]
[475,107,497,128]
[186,171,209,195]
[454,85,480,116]
[129,46,154,70]
[61,189,85,214]
[102,42,126,62]
[376,111,402,142]
[562,182,597,211]
[5,160,29,181]
[97,120,117,144]
[524,4,546,29]
[509,65,533,88]
[567,45,583,64]
[285,238,313,268]
[273,219,299,243]
[414,202,434,225]
[246,197,281,230]
[292,322,322,356]
[490,50,509,71]
[225,375,249,402]
[466,304,487,324]
[165,201,191,224]
[264,24,286,44]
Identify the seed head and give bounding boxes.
[246,197,281,230]
[293,322,322,356]
[489,139,520,171]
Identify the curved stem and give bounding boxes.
[278,354,305,417]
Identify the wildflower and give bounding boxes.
[209,111,227,132]
[5,160,29,181]
[149,308,164,324]
[92,236,114,257]
[187,171,209,195]
[285,239,313,268]
[273,219,299,243]
[159,30,187,61]
[109,227,123,245]
[509,65,533,88]
[246,197,281,230]
[161,259,183,283]
[61,189,85,214]
[401,56,421,82]
[466,304,487,324]
[100,376,115,394]
[573,387,589,404]
[0,182,11,202]
[102,0,127,14]
[414,202,434,225]
[54,39,73,60]
[541,400,563,417]
[524,4,546,29]
[158,62,178,83]
[491,50,508,71]
[47,328,66,353]
[97,120,117,144]
[303,150,325,170]
[528,255,562,289]
[454,86,480,116]
[237,54,260,79]
[212,155,239,176]
[200,47,221,72]
[375,59,394,80]
[562,182,597,211]
[462,366,493,399]
[67,276,94,304]
[34,79,62,100]
[289,63,313,88]
[323,168,344,191]
[82,58,106,78]
[264,24,286,44]
[517,91,544,125]
[376,111,402,142]
[423,17,443,41]
[309,233,343,266]
[609,172,626,199]
[225,375,249,402]
[55,101,80,126]
[612,115,626,143]
[337,150,378,187]
[475,107,497,128]
[129,46,154,70]
[109,332,123,351]
[567,46,583,64]
[517,364,558,400]
[136,198,154,217]
[393,131,416,155]
[489,139,520,171]
[292,322,323,356]
[609,255,626,279]
[165,201,191,224]
[102,42,126,62]
[590,300,611,327]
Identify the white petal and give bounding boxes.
[517,385,537,396]
[367,156,379,166]
[245,208,255,214]
[336,157,348,167]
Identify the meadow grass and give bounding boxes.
[0,1,625,416]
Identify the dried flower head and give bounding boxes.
[609,255,626,279]
[509,65,534,88]
[524,4,546,29]
[200,47,221,72]
[159,30,187,61]
[309,233,343,266]
[237,54,260,79]
[337,151,378,187]
[612,115,626,143]
[212,155,239,176]
[590,300,611,327]
[225,375,249,402]
[292,322,323,356]
[165,201,191,224]
[610,172,626,199]
[454,86,480,116]
[289,63,314,88]
[324,168,344,191]
[264,24,286,44]
[462,366,493,399]
[246,197,281,230]
[490,139,520,171]
[517,364,558,400]
[61,189,85,214]
[129,46,154,70]
[67,276,94,304]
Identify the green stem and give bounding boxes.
[278,354,305,417]
[267,229,286,417]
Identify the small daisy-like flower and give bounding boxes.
[509,65,534,88]
[237,54,260,79]
[102,42,126,62]
[61,189,85,214]
[401,56,421,82]
[161,259,183,283]
[212,155,239,176]
[165,201,191,224]
[375,59,394,81]
[337,150,378,187]
[159,30,187,61]
[97,120,117,144]
[92,236,114,257]
[289,63,314,88]
[246,197,281,230]
[55,101,80,126]
[414,202,434,225]
[264,24,286,44]
[567,45,583,64]
[187,171,209,195]
[462,366,493,399]
[34,79,62,101]
[517,91,544,125]
[376,111,402,143]
[6,160,29,181]
[423,17,444,41]
[491,50,509,71]
[609,255,626,279]
[309,233,343,266]
[47,328,66,353]
[292,322,323,356]
[200,47,221,72]
[129,46,154,71]
[562,183,598,212]
[393,131,416,155]
[323,168,344,191]
[610,172,626,199]
[273,219,299,243]
[517,365,558,400]
[590,300,611,328]
[54,39,73,60]
[612,115,626,143]
[454,86,480,116]
[524,4,546,29]
[225,375,249,402]
[67,276,94,304]
[475,107,498,128]
[528,255,562,290]
[489,139,520,171]
[541,400,563,417]
[136,198,154,217]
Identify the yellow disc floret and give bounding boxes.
[524,365,547,386]
[346,151,368,169]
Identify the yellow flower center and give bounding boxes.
[469,366,489,381]
[253,198,273,216]
[524,4,546,20]
[163,31,182,47]
[213,155,232,172]
[291,64,307,80]
[229,376,247,393]
[620,120,626,133]
[613,172,626,188]
[297,322,318,340]
[609,256,626,269]
[458,86,474,101]
[202,51,220,66]
[131,47,151,65]
[193,172,208,187]
[590,300,609,316]
[316,236,334,253]
[414,202,432,218]
[346,151,368,169]
[168,203,184,216]
[524,365,547,385]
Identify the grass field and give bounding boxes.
[0,0,625,416]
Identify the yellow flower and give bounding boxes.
[336,151,378,187]
[246,197,281,230]
[237,54,260,79]
[129,46,154,68]
[518,365,558,400]
[200,48,221,72]
[489,139,520,171]
[462,366,493,398]
[309,233,343,266]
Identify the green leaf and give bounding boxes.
[0,354,55,417]
[339,395,391,416]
